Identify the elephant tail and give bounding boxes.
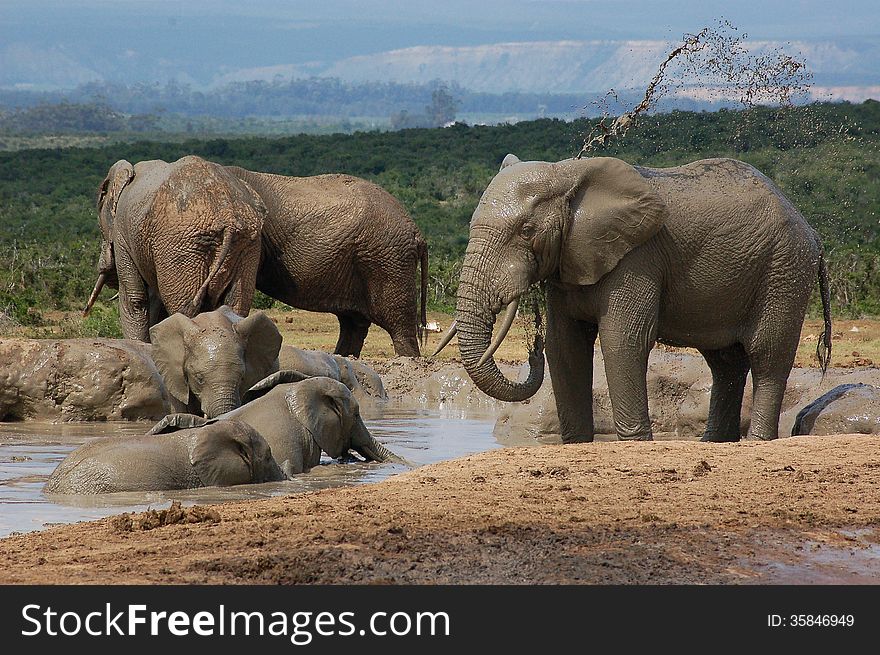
[418,237,428,349]
[816,249,832,376]
[189,227,235,315]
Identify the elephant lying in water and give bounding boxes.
[46,375,401,494]
[45,420,283,494]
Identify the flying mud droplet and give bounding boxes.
[575,19,813,157]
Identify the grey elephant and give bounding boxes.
[438,155,832,443]
[85,155,265,341]
[45,420,284,494]
[150,306,282,418]
[153,373,400,477]
[279,345,387,402]
[224,166,428,357]
[46,375,400,494]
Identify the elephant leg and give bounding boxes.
[597,285,660,441]
[699,344,750,442]
[335,314,370,357]
[115,244,150,341]
[745,338,798,441]
[546,288,597,443]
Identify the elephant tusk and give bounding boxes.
[477,298,519,367]
[430,320,458,357]
[82,271,108,317]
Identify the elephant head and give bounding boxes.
[150,306,282,418]
[452,154,667,401]
[285,376,392,462]
[84,160,135,315]
[189,420,284,488]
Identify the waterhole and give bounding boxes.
[0,405,511,537]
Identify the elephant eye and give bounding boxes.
[520,223,536,240]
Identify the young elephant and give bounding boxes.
[278,345,388,403]
[153,374,401,477]
[45,420,284,495]
[150,306,281,418]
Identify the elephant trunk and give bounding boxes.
[202,391,241,420]
[351,417,403,464]
[455,269,544,403]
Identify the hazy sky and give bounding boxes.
[2,1,878,88]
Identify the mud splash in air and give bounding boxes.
[576,20,813,157]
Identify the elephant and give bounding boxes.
[278,345,388,403]
[151,373,401,477]
[438,154,832,443]
[150,306,282,418]
[85,155,265,341]
[223,166,428,357]
[44,419,284,494]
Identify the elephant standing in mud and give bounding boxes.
[150,306,282,418]
[86,156,265,341]
[439,155,832,443]
[224,166,428,357]
[46,376,401,494]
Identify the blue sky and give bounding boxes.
[1,1,877,88]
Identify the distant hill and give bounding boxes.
[213,38,880,101]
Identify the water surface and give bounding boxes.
[0,405,508,537]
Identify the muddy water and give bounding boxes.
[0,405,511,537]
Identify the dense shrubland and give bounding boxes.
[1,100,878,332]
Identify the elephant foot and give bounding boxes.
[562,434,595,444]
[700,433,741,443]
[617,433,653,442]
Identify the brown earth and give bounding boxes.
[2,310,880,584]
[2,435,880,584]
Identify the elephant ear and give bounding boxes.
[291,380,352,459]
[150,313,199,405]
[97,160,134,217]
[500,153,521,170]
[242,369,310,404]
[557,157,668,286]
[234,310,283,389]
[190,421,256,487]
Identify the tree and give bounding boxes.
[426,86,460,127]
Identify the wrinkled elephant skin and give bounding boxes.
[93,156,265,341]
[455,155,832,443]
[225,166,428,357]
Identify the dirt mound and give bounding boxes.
[109,501,221,532]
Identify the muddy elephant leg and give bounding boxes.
[699,344,750,442]
[597,284,660,441]
[335,313,371,357]
[115,244,150,341]
[745,339,797,441]
[546,287,598,443]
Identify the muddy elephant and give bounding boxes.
[45,420,284,494]
[224,166,428,357]
[150,306,282,418]
[86,155,266,341]
[278,345,387,403]
[440,155,832,443]
[152,374,401,476]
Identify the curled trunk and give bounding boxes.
[456,276,544,402]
